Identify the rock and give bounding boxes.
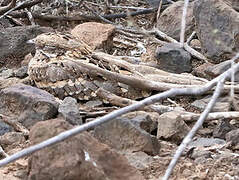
[0,132,25,150]
[213,119,235,139]
[146,0,171,7]
[157,111,190,144]
[188,137,226,148]
[0,122,13,136]
[189,39,201,51]
[190,149,212,161]
[226,129,239,150]
[93,117,160,155]
[191,96,231,112]
[124,151,154,171]
[194,0,239,62]
[0,77,22,89]
[122,111,158,134]
[205,60,239,82]
[0,84,59,128]
[0,25,52,68]
[71,22,115,51]
[192,62,214,79]
[28,119,144,180]
[58,97,82,125]
[156,1,195,41]
[13,66,28,79]
[155,43,192,73]
[0,68,14,78]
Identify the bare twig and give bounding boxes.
[186,31,196,44]
[25,8,36,25]
[182,111,239,122]
[180,0,189,47]
[0,0,16,15]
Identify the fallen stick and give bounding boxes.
[181,111,239,122]
[96,88,177,114]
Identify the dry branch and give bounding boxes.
[181,111,239,122]
[0,0,16,15]
[96,88,176,114]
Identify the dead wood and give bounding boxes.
[9,7,156,22]
[181,111,239,122]
[0,0,15,15]
[96,88,176,114]
[92,52,208,85]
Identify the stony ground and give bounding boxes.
[0,0,239,179]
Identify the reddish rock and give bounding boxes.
[93,117,160,155]
[71,22,115,51]
[28,119,144,180]
[156,1,195,41]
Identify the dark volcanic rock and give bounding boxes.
[28,119,144,180]
[0,84,59,128]
[213,119,235,139]
[155,43,192,73]
[194,0,239,62]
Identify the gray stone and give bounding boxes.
[155,43,192,73]
[0,26,52,68]
[28,119,144,180]
[194,0,239,62]
[213,119,235,139]
[14,66,28,79]
[93,117,160,155]
[191,96,231,112]
[0,84,59,128]
[191,149,212,160]
[0,68,14,79]
[156,1,195,41]
[188,138,226,148]
[226,129,239,150]
[146,0,171,7]
[58,97,82,125]
[157,111,190,144]
[0,122,13,136]
[123,111,158,134]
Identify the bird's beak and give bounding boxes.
[27,39,35,44]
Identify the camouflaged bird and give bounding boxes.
[28,32,150,101]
